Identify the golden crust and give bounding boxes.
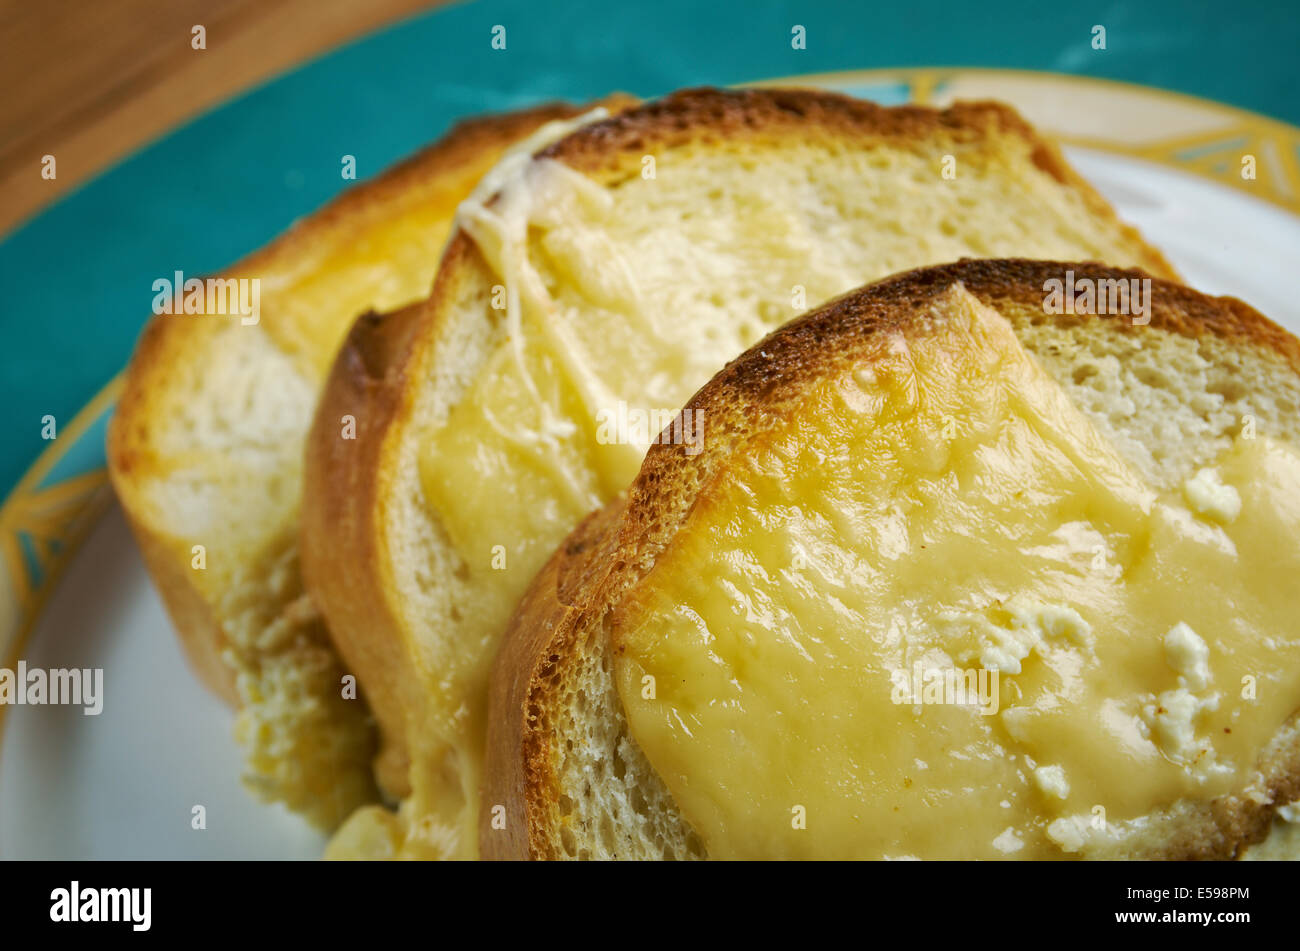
[301,302,425,795]
[480,501,627,860]
[540,88,1177,280]
[107,101,621,708]
[484,259,1300,860]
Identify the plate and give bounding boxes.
[4,67,1300,859]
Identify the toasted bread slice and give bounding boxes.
[301,88,1176,856]
[106,99,632,828]
[484,259,1300,860]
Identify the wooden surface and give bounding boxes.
[0,0,447,236]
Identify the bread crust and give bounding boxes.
[481,501,628,859]
[300,303,425,795]
[484,258,1300,860]
[108,101,614,708]
[539,88,1177,280]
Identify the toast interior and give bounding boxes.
[484,260,1300,860]
[105,100,631,827]
[302,88,1177,855]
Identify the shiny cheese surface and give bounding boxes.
[612,289,1300,859]
[413,121,1169,746]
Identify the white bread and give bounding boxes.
[483,259,1300,860]
[105,100,631,827]
[301,88,1176,856]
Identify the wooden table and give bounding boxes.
[0,0,447,236]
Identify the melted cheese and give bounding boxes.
[612,289,1300,860]
[407,114,876,855]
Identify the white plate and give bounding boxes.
[4,72,1299,859]
[0,505,326,859]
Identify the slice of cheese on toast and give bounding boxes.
[106,99,633,828]
[484,259,1300,860]
[301,88,1177,856]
